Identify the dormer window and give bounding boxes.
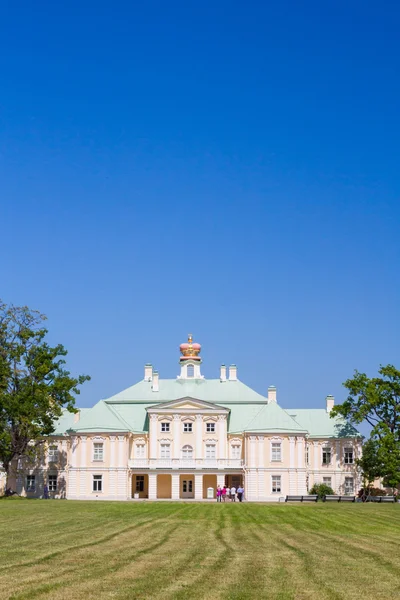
[187,364,194,378]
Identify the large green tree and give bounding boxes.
[0,301,89,486]
[331,365,400,491]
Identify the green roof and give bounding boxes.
[52,377,360,438]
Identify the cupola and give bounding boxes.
[177,334,203,379]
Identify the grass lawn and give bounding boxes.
[0,500,399,600]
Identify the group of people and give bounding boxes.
[216,484,244,502]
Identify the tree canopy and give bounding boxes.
[0,300,89,480]
[331,365,400,490]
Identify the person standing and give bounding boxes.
[43,484,49,500]
[222,486,227,502]
[226,486,231,501]
[230,485,236,501]
[237,485,244,502]
[216,485,222,502]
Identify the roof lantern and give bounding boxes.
[179,333,201,362]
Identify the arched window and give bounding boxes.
[182,445,193,459]
[187,364,195,378]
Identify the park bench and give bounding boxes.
[323,495,356,502]
[368,496,396,503]
[285,495,318,502]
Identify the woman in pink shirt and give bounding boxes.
[222,486,227,502]
[216,485,222,502]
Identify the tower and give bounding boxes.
[177,334,203,379]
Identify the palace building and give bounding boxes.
[10,335,362,501]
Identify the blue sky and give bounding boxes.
[1,1,399,426]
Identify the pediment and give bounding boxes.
[147,396,229,414]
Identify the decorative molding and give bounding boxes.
[289,437,295,443]
[230,438,242,445]
[182,415,195,422]
[159,438,172,444]
[249,435,257,442]
[296,436,305,443]
[117,435,125,442]
[258,435,265,442]
[195,415,203,422]
[173,414,181,421]
[81,436,87,443]
[218,415,227,421]
[150,414,158,422]
[134,437,146,445]
[109,436,116,442]
[270,436,283,441]
[92,436,105,442]
[204,438,218,443]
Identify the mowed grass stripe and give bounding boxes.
[0,500,400,600]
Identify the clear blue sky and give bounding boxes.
[1,1,399,423]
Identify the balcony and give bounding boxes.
[128,458,243,470]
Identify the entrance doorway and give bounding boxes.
[225,474,243,489]
[180,476,194,499]
[131,474,148,498]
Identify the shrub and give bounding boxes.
[309,483,334,499]
[358,487,387,498]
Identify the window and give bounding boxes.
[205,444,216,459]
[183,422,193,433]
[93,475,102,492]
[26,475,35,492]
[323,477,332,487]
[136,475,145,492]
[93,443,104,462]
[272,475,281,493]
[344,477,354,495]
[160,444,171,459]
[322,447,331,465]
[161,422,170,432]
[231,445,241,459]
[48,475,57,492]
[344,448,354,464]
[206,422,215,433]
[135,444,145,458]
[182,445,193,459]
[271,443,281,462]
[48,445,58,461]
[187,364,194,378]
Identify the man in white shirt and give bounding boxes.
[230,486,236,501]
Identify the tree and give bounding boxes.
[0,300,89,487]
[309,483,334,499]
[331,365,400,492]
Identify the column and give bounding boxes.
[249,436,257,468]
[247,436,258,500]
[79,436,87,498]
[109,436,116,497]
[258,436,265,499]
[335,441,341,493]
[218,415,227,459]
[195,415,203,460]
[296,436,307,494]
[148,472,157,500]
[172,472,180,500]
[217,473,225,488]
[173,414,181,459]
[289,437,296,494]
[68,436,78,498]
[313,441,320,485]
[117,436,126,498]
[150,415,158,459]
[195,473,203,500]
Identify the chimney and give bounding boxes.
[152,371,159,392]
[326,395,334,413]
[228,365,237,381]
[220,365,227,382]
[144,364,153,382]
[268,386,277,403]
[73,410,80,423]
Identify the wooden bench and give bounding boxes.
[323,495,356,502]
[285,495,318,502]
[368,496,396,503]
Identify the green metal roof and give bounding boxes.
[286,409,360,438]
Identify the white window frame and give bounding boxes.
[160,443,171,459]
[48,474,57,492]
[205,444,216,459]
[344,477,354,495]
[161,422,170,433]
[93,475,102,492]
[187,364,195,378]
[135,443,146,458]
[271,475,281,493]
[48,445,58,461]
[231,445,241,459]
[93,442,104,462]
[323,477,332,487]
[206,422,215,433]
[183,422,193,433]
[26,475,36,492]
[344,447,354,464]
[322,447,332,465]
[181,445,193,459]
[271,442,282,462]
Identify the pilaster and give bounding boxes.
[79,436,87,497]
[195,415,203,459]
[218,415,227,459]
[313,441,319,471]
[289,436,296,494]
[173,414,181,459]
[150,415,158,459]
[258,436,264,468]
[249,436,257,468]
[148,472,157,500]
[296,436,307,494]
[172,473,180,500]
[195,473,203,500]
[109,436,116,497]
